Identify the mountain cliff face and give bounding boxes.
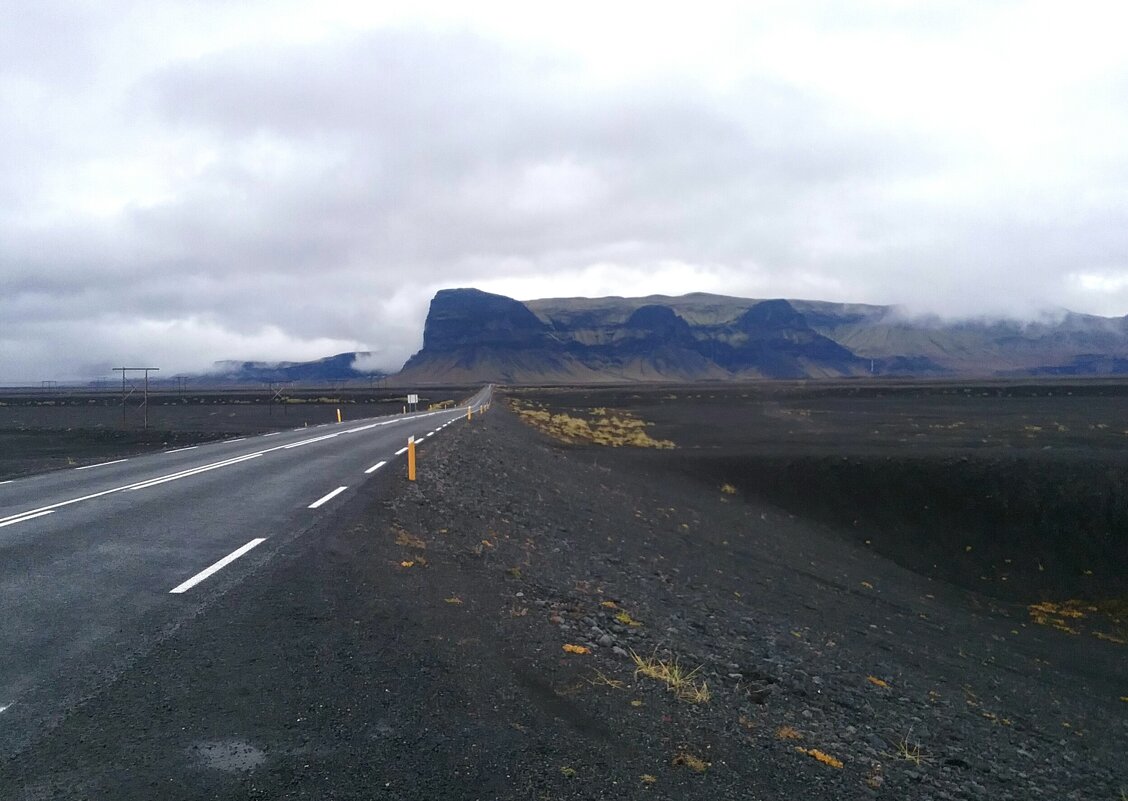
[400,289,867,382]
[398,288,1128,383]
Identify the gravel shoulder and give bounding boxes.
[1,396,1123,799]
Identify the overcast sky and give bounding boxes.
[3,1,1128,381]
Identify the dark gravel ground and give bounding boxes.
[1,389,1124,799]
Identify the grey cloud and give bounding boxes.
[3,13,1128,382]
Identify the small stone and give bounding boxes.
[612,646,629,658]
[598,634,613,647]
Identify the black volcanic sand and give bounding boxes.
[515,382,1128,604]
[2,385,1124,799]
[0,389,468,479]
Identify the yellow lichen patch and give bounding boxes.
[510,400,675,448]
[720,483,737,495]
[775,725,803,741]
[860,581,874,589]
[796,748,843,769]
[444,596,463,605]
[672,752,710,773]
[1028,599,1128,643]
[867,676,890,689]
[400,560,415,568]
[615,610,643,627]
[640,774,657,784]
[560,766,576,778]
[600,600,618,609]
[562,644,591,655]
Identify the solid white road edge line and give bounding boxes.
[394,447,408,456]
[262,432,279,437]
[126,453,264,492]
[75,459,128,471]
[0,452,267,523]
[283,433,339,449]
[225,437,245,443]
[0,480,13,485]
[0,510,54,529]
[0,703,10,713]
[364,461,387,474]
[169,538,267,594]
[163,446,198,454]
[308,486,348,509]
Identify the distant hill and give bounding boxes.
[396,288,1128,383]
[207,352,386,384]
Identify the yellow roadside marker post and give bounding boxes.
[336,408,342,423]
[407,436,416,481]
[467,406,472,420]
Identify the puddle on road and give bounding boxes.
[192,738,267,772]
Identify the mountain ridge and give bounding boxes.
[398,288,1128,383]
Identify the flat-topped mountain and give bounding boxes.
[397,288,1128,383]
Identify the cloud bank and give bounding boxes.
[2,1,1127,381]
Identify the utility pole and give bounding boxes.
[113,367,159,430]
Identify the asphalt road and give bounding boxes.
[0,386,491,758]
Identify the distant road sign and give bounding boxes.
[407,394,419,405]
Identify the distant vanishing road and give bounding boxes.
[0,386,491,757]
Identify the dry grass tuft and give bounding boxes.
[630,649,711,703]
[588,670,628,690]
[562,643,591,655]
[640,774,657,784]
[511,400,675,448]
[720,483,737,494]
[867,675,890,688]
[887,732,928,766]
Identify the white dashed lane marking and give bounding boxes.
[308,486,348,509]
[169,538,267,594]
[364,461,387,475]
